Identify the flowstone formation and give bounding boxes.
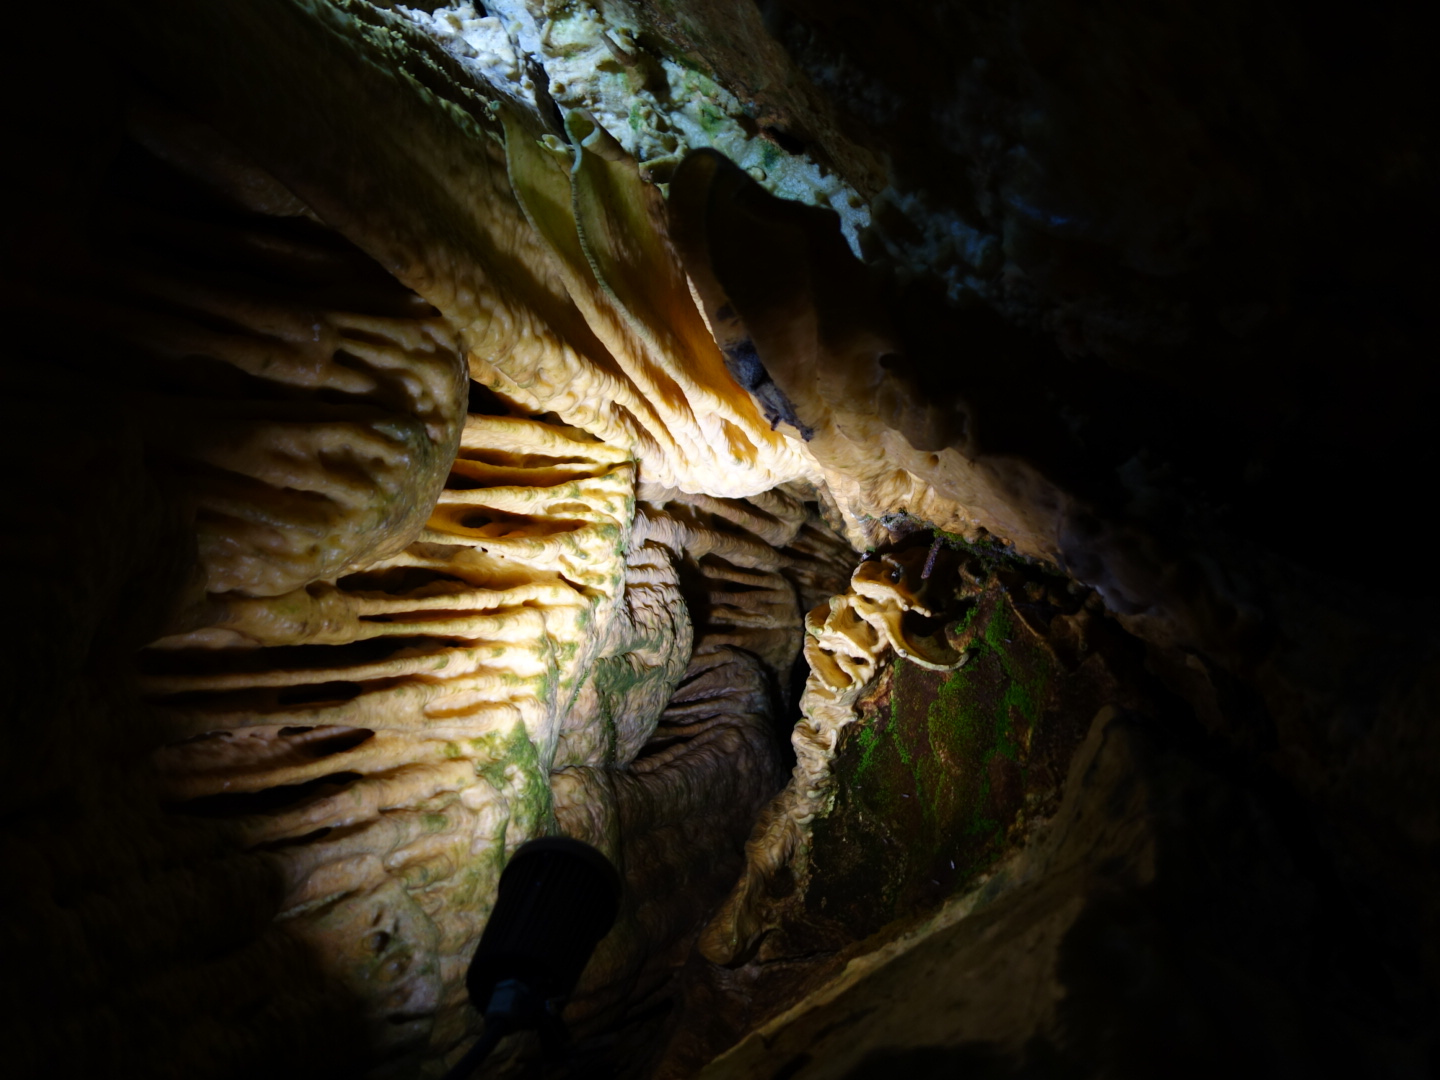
[633,542,1160,1075]
[401,1,874,251]
[3,1,1438,1078]
[2,2,849,1073]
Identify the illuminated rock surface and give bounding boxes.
[2,1,1437,1078]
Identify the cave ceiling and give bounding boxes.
[2,1,1436,1078]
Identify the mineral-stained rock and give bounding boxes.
[646,544,1152,1075]
[697,542,978,969]
[27,89,473,603]
[694,703,1430,1079]
[135,385,853,1070]
[0,3,853,1071]
[4,0,1438,1077]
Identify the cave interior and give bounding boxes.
[2,1,1437,1078]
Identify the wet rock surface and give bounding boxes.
[639,547,1157,1076]
[3,1,1437,1077]
[699,706,1436,1079]
[804,575,1117,938]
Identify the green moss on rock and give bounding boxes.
[806,582,1060,936]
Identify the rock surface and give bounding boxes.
[698,704,1433,1078]
[2,1,1437,1077]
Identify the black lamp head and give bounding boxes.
[464,836,622,1023]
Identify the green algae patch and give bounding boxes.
[471,719,553,843]
[806,584,1060,936]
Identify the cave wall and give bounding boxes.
[2,1,1437,1077]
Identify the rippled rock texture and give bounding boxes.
[3,1,1437,1078]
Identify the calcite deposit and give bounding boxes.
[7,1,855,1072]
[701,543,973,967]
[3,1,1437,1078]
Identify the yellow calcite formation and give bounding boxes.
[669,149,1071,557]
[491,107,817,498]
[97,4,854,1060]
[116,0,816,503]
[701,546,971,964]
[43,0,1052,1070]
[77,96,474,600]
[145,405,636,1050]
[146,390,844,1058]
[16,5,1417,1080]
